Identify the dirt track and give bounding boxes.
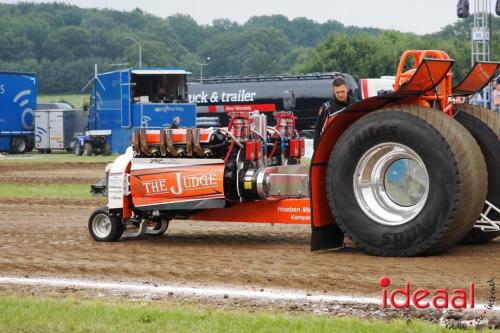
[0,159,499,303]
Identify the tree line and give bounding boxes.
[0,2,497,93]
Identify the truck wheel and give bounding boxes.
[88,206,123,242]
[74,143,83,156]
[83,143,93,156]
[102,143,111,156]
[11,137,27,154]
[26,137,34,152]
[454,104,500,244]
[326,105,487,256]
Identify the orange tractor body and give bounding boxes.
[89,50,500,256]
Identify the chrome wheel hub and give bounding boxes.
[353,143,429,226]
[92,213,112,238]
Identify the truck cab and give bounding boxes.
[88,68,197,154]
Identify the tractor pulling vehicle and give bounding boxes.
[88,50,500,257]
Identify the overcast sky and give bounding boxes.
[1,0,488,34]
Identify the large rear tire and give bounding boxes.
[326,105,487,256]
[88,206,123,242]
[454,104,500,244]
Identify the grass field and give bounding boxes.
[0,295,486,333]
[0,184,90,199]
[38,94,88,109]
[0,152,116,164]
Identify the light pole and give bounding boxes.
[126,37,142,69]
[196,57,211,84]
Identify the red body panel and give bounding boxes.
[130,163,225,208]
[224,103,276,113]
[192,198,311,224]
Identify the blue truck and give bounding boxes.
[0,71,36,153]
[86,68,197,154]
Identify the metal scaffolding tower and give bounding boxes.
[471,0,492,106]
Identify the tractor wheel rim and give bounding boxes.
[353,142,429,226]
[92,213,112,238]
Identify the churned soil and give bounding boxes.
[0,159,499,321]
[0,162,105,185]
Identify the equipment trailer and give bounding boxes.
[89,50,500,256]
[0,71,36,154]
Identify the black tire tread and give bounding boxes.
[454,104,500,244]
[326,105,487,256]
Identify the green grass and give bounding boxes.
[0,152,116,164]
[0,184,91,199]
[0,295,486,333]
[38,94,88,109]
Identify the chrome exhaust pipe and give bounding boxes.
[160,129,168,156]
[193,128,206,157]
[139,128,153,156]
[186,128,193,156]
[166,129,180,157]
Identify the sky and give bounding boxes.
[1,0,490,34]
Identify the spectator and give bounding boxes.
[493,77,500,113]
[170,116,180,129]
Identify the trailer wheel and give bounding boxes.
[88,206,123,242]
[10,137,27,154]
[326,105,487,256]
[83,143,93,156]
[102,143,111,156]
[74,143,83,156]
[454,104,500,244]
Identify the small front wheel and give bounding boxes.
[88,206,123,242]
